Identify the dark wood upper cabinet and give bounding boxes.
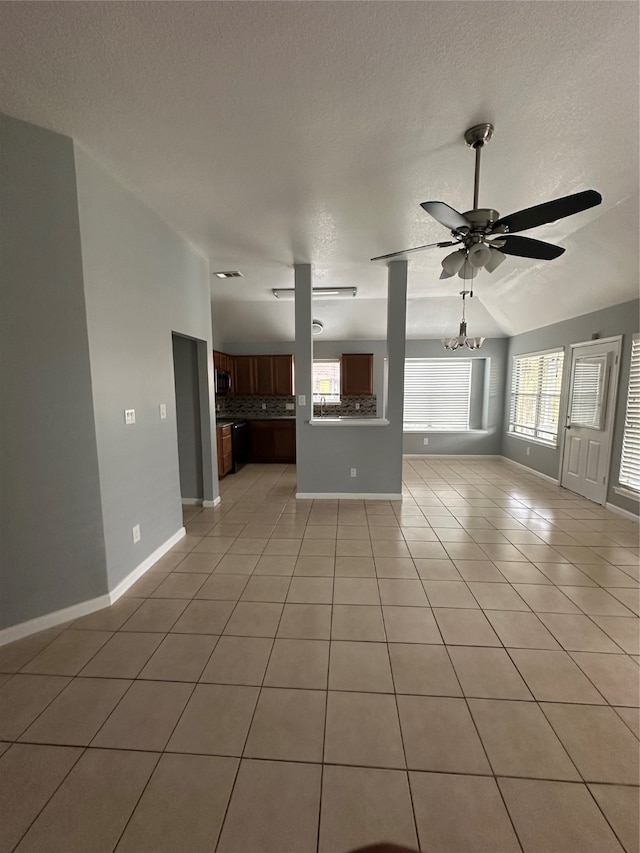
[342,353,374,396]
[254,356,275,395]
[216,351,294,396]
[273,355,294,396]
[233,356,256,395]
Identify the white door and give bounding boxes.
[561,337,621,504]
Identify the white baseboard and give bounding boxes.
[296,492,403,500]
[605,502,640,522]
[202,497,221,508]
[181,498,202,506]
[500,456,560,485]
[403,454,503,460]
[0,527,186,648]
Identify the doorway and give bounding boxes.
[560,337,622,504]
[172,333,208,503]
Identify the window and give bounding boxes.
[509,349,565,445]
[403,358,472,430]
[312,359,340,403]
[619,337,640,493]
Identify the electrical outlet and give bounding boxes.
[423,437,429,445]
[350,468,357,478]
[261,403,267,410]
[285,403,295,410]
[159,403,167,420]
[124,409,135,425]
[132,524,141,543]
[355,402,360,410]
[298,395,306,406]
[526,446,531,456]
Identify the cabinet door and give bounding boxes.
[273,422,296,462]
[273,355,294,396]
[216,427,225,477]
[213,351,223,371]
[234,356,255,395]
[342,353,374,396]
[254,356,275,395]
[249,421,273,461]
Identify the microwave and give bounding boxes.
[215,369,232,395]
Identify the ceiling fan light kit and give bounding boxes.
[442,290,485,351]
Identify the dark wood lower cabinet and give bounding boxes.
[249,420,296,463]
[216,424,233,478]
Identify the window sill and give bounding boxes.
[506,432,558,450]
[613,485,640,502]
[309,417,389,427]
[403,428,489,434]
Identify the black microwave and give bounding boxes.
[215,369,232,395]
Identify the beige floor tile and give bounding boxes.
[591,615,640,654]
[0,674,71,740]
[299,539,336,557]
[493,562,552,583]
[334,555,376,576]
[319,765,417,853]
[570,651,640,706]
[276,603,332,639]
[433,608,501,646]
[200,635,272,685]
[138,633,217,681]
[498,778,624,853]
[379,578,428,606]
[294,555,335,575]
[397,694,491,774]
[262,538,301,556]
[333,577,380,605]
[19,677,130,745]
[223,601,284,637]
[541,703,639,784]
[534,562,598,586]
[423,580,479,609]
[486,610,561,649]
[468,582,530,610]
[72,598,143,631]
[414,558,462,580]
[192,536,234,554]
[324,690,405,768]
[613,705,640,738]
[172,552,223,572]
[120,598,188,632]
[253,554,297,575]
[454,560,506,582]
[329,641,393,692]
[0,743,82,853]
[513,584,581,613]
[227,537,268,555]
[469,698,580,780]
[239,575,291,602]
[195,574,249,600]
[216,759,321,853]
[383,605,442,643]
[576,563,640,587]
[369,527,404,541]
[561,585,638,616]
[609,587,640,616]
[388,643,462,696]
[167,683,258,755]
[537,612,622,652]
[410,771,521,853]
[244,687,326,762]
[0,628,66,674]
[508,648,606,704]
[15,748,158,853]
[287,576,333,603]
[401,526,439,541]
[331,604,386,641]
[170,599,234,634]
[79,632,163,678]
[264,638,329,689]
[150,572,207,598]
[374,557,419,578]
[303,524,337,539]
[589,784,640,853]
[20,630,111,676]
[115,754,238,853]
[449,646,532,700]
[122,571,170,597]
[91,680,192,750]
[213,554,260,575]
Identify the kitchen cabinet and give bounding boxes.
[273,355,294,396]
[216,424,233,477]
[342,353,374,396]
[254,356,275,395]
[249,420,296,462]
[233,356,256,396]
[233,354,294,396]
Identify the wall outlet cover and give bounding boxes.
[124,409,136,425]
[423,437,429,445]
[159,403,167,419]
[261,402,267,409]
[526,446,531,456]
[350,468,357,477]
[132,524,141,543]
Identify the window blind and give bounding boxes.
[312,359,341,402]
[619,337,640,492]
[403,359,472,430]
[509,349,564,445]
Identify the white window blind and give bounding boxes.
[619,337,640,492]
[403,359,472,430]
[569,354,608,430]
[312,359,340,402]
[509,349,564,445]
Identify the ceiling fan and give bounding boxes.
[371,123,602,280]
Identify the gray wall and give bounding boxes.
[0,115,108,629]
[75,144,217,590]
[172,335,204,500]
[402,338,508,456]
[503,299,640,513]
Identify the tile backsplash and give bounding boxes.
[217,395,377,419]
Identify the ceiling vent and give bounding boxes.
[213,271,243,279]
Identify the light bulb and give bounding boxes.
[457,259,477,280]
[468,242,492,268]
[485,247,506,273]
[441,249,466,276]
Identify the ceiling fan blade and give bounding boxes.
[498,235,565,260]
[491,189,602,234]
[420,201,471,232]
[370,240,457,262]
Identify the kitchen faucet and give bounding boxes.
[320,396,327,417]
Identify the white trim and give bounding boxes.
[203,497,221,508]
[308,418,389,427]
[181,498,203,506]
[506,432,559,450]
[605,501,639,522]
[403,454,502,460]
[296,492,403,500]
[613,485,640,502]
[403,428,489,434]
[569,335,623,349]
[0,527,186,648]
[500,456,560,485]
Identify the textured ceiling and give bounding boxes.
[1,1,638,341]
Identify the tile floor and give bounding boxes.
[1,458,639,853]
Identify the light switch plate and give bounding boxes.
[159,403,167,420]
[298,395,306,406]
[124,409,136,425]
[132,524,141,543]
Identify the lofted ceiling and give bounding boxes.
[1,1,638,342]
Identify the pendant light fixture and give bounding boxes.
[442,290,485,351]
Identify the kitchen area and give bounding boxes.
[213,349,377,477]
